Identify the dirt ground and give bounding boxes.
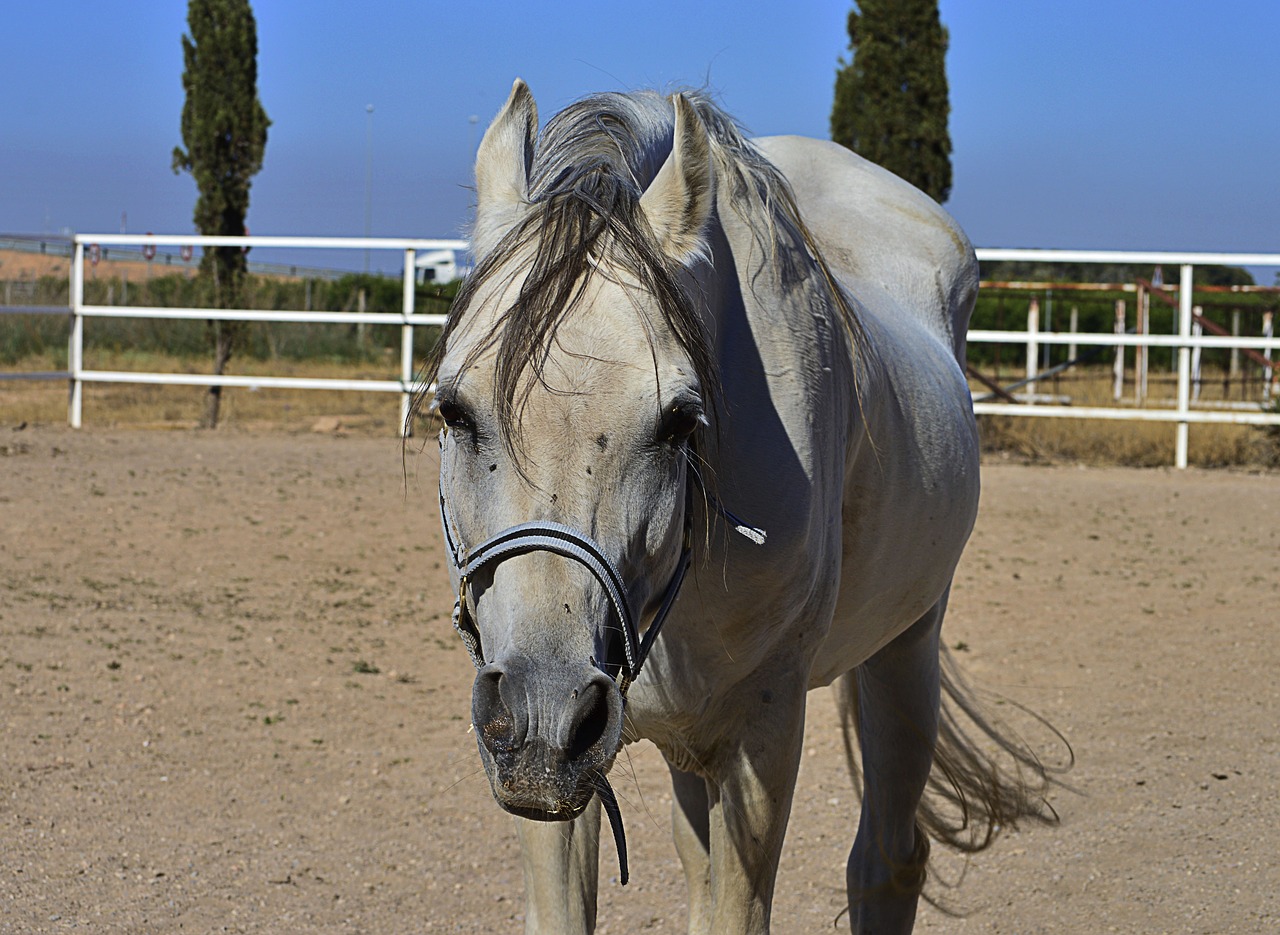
[2,426,1277,933]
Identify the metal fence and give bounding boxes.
[5,236,1280,466]
[969,249,1280,468]
[63,233,465,434]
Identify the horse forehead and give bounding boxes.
[475,259,663,336]
[522,351,665,431]
[446,266,691,395]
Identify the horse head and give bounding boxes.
[429,80,717,822]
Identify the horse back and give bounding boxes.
[751,135,978,364]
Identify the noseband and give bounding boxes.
[439,474,694,695]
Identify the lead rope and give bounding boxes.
[593,773,629,885]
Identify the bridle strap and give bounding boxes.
[439,476,695,690]
[437,452,759,888]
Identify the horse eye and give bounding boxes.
[660,404,702,445]
[437,399,472,431]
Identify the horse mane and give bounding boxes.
[417,89,865,452]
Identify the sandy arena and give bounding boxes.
[2,426,1277,933]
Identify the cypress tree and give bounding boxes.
[831,0,952,204]
[172,0,270,428]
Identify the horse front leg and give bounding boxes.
[703,679,807,934]
[668,763,713,934]
[515,798,601,935]
[845,598,945,935]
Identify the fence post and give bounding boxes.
[1136,282,1149,403]
[1025,295,1039,400]
[1190,307,1203,402]
[1174,264,1193,469]
[1264,311,1275,403]
[69,238,84,428]
[1068,305,1079,361]
[400,248,416,437]
[1113,299,1126,400]
[1230,308,1241,384]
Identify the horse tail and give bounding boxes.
[836,647,1070,860]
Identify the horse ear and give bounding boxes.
[640,94,714,265]
[473,79,538,258]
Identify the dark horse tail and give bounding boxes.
[836,647,1072,900]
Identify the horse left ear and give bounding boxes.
[473,79,539,258]
[640,94,714,265]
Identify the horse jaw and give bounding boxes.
[473,78,538,259]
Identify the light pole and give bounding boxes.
[364,104,374,273]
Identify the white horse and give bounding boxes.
[423,81,1057,934]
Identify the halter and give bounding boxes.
[437,442,764,885]
[439,476,694,695]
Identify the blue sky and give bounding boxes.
[2,1,1277,276]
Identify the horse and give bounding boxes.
[420,80,1058,934]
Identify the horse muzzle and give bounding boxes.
[471,657,624,821]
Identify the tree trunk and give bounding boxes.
[202,320,235,429]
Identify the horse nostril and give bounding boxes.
[472,668,519,755]
[473,664,619,770]
[565,677,613,762]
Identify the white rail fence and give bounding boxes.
[64,233,465,433]
[970,249,1280,468]
[4,236,1278,466]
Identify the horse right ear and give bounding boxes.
[473,79,538,258]
[640,93,714,265]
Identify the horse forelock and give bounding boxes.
[418,88,867,457]
[423,93,715,457]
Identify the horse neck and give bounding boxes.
[697,195,863,466]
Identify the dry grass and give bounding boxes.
[973,367,1278,468]
[978,413,1263,468]
[0,351,416,435]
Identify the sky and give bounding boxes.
[2,0,1278,278]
